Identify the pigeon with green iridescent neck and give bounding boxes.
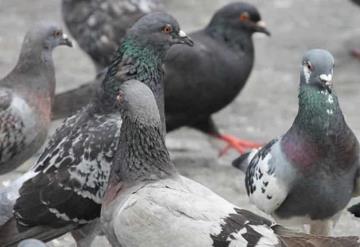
[0,12,192,247]
[101,80,360,247]
[233,49,360,235]
[0,23,72,174]
[54,2,269,156]
[62,0,163,73]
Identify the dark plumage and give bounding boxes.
[62,0,163,72]
[54,2,269,154]
[0,23,72,174]
[0,12,192,247]
[101,80,360,247]
[233,49,360,235]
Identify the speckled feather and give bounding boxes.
[62,0,163,72]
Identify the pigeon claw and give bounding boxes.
[217,134,261,157]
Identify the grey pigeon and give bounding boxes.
[232,49,360,235]
[0,23,72,174]
[62,0,163,73]
[54,2,269,154]
[0,12,192,247]
[18,239,46,247]
[101,80,360,247]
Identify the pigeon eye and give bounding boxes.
[162,25,173,34]
[239,12,250,21]
[53,31,62,38]
[305,62,313,71]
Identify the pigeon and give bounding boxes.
[101,79,360,247]
[17,239,47,247]
[54,2,269,154]
[0,12,192,247]
[62,0,163,73]
[232,49,360,235]
[0,23,72,174]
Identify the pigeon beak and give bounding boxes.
[59,33,73,47]
[319,74,333,93]
[177,30,194,47]
[254,21,271,36]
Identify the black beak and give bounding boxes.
[177,30,194,47]
[59,34,73,47]
[254,21,271,36]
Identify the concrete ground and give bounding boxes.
[1,0,360,246]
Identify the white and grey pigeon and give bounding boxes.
[0,23,72,174]
[62,0,163,73]
[232,49,360,236]
[0,12,193,247]
[101,79,360,247]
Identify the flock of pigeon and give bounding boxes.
[0,0,359,247]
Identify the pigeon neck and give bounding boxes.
[109,116,176,187]
[282,85,358,169]
[97,38,166,133]
[206,25,254,54]
[292,85,343,137]
[14,44,55,85]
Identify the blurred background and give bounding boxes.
[1,0,360,246]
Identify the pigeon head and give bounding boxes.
[300,49,335,93]
[24,22,72,51]
[208,2,270,36]
[117,80,161,126]
[125,12,193,54]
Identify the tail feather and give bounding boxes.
[274,226,360,247]
[0,171,37,226]
[0,217,78,247]
[348,203,360,217]
[232,149,257,172]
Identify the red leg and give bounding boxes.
[216,134,261,156]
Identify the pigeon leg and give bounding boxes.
[216,134,261,156]
[309,220,332,236]
[190,117,261,156]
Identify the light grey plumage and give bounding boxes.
[233,49,360,235]
[0,22,72,174]
[101,80,360,247]
[62,0,163,72]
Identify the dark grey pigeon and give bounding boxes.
[0,23,72,174]
[62,0,163,73]
[0,12,192,247]
[101,80,360,247]
[54,2,269,155]
[232,49,360,235]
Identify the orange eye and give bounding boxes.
[162,24,173,34]
[53,30,62,38]
[240,12,250,21]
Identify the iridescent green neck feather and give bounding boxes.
[96,37,165,131]
[291,84,343,138]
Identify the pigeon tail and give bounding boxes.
[232,149,258,172]
[0,217,77,247]
[348,202,360,217]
